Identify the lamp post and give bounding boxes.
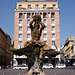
[10,41,14,69]
[11,52,12,69]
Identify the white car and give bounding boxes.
[0,66,1,69]
[13,65,28,69]
[55,64,66,69]
[43,64,54,69]
[72,62,75,66]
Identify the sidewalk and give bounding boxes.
[66,65,75,69]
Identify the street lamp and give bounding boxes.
[10,52,12,69]
[10,41,14,69]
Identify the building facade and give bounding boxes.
[14,0,60,66]
[0,28,11,68]
[61,37,75,64]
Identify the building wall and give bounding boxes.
[0,28,11,67]
[62,37,75,60]
[17,2,58,9]
[14,1,60,49]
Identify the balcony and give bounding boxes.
[14,7,60,12]
[52,46,56,49]
[19,31,22,33]
[27,38,31,41]
[19,38,22,41]
[19,24,22,26]
[51,31,55,33]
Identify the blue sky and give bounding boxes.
[0,0,75,45]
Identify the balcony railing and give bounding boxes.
[14,7,59,11]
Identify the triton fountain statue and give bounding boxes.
[11,14,63,75]
[24,15,51,75]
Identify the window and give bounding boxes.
[48,12,50,18]
[19,34,22,39]
[14,61,16,64]
[43,19,47,25]
[51,19,55,24]
[27,34,30,39]
[19,20,22,24]
[19,27,22,31]
[51,26,55,31]
[32,13,34,18]
[27,27,30,32]
[44,41,47,44]
[19,5,22,9]
[40,13,42,18]
[52,41,55,46]
[43,5,46,9]
[43,13,47,18]
[18,41,22,48]
[35,5,39,9]
[24,13,26,18]
[53,5,56,9]
[52,34,55,39]
[27,20,30,26]
[51,13,55,18]
[28,5,31,9]
[43,34,47,39]
[27,13,31,18]
[19,13,23,18]
[44,27,47,32]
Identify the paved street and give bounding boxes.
[44,69,75,75]
[0,68,75,75]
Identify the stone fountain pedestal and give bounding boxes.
[26,68,45,75]
[25,58,45,75]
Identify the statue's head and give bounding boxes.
[33,15,41,23]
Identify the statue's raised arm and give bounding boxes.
[39,22,45,36]
[29,20,34,30]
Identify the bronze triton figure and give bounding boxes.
[30,15,45,41]
[24,15,51,59]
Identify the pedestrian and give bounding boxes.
[2,65,4,69]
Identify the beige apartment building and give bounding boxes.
[0,28,11,68]
[61,37,75,64]
[14,0,60,66]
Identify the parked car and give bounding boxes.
[13,65,28,69]
[55,64,66,69]
[0,66,1,69]
[72,62,75,66]
[43,64,54,69]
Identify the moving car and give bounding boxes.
[43,64,54,69]
[13,65,28,69]
[55,64,66,69]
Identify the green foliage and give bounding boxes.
[10,48,20,51]
[10,48,29,56]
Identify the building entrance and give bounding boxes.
[17,59,22,65]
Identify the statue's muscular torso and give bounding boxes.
[30,20,45,41]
